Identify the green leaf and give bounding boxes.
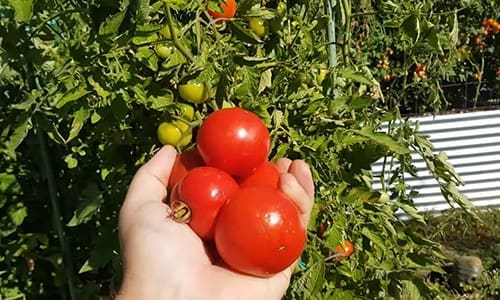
[8,0,33,22]
[67,107,90,142]
[352,129,409,154]
[401,280,423,300]
[99,10,127,36]
[305,261,325,295]
[64,154,78,169]
[449,10,459,46]
[340,69,378,86]
[135,0,151,24]
[55,85,90,108]
[361,226,385,249]
[398,202,425,223]
[348,95,373,110]
[258,69,272,94]
[67,183,103,227]
[136,47,159,71]
[8,204,27,226]
[401,14,420,43]
[4,115,31,159]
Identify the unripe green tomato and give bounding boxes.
[157,122,183,146]
[178,82,209,104]
[159,25,178,39]
[248,17,268,38]
[178,103,195,121]
[154,44,173,59]
[173,120,192,147]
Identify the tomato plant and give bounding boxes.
[171,167,239,240]
[168,148,205,190]
[197,107,270,178]
[214,186,306,277]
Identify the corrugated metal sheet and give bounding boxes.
[372,110,500,213]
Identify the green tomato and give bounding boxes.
[154,44,173,59]
[178,82,209,104]
[173,120,192,147]
[178,103,195,121]
[248,17,268,38]
[157,122,183,146]
[159,25,178,40]
[277,2,287,17]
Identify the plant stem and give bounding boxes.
[21,24,77,300]
[165,6,196,64]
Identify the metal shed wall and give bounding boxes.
[372,110,500,212]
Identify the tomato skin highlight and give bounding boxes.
[168,148,205,190]
[172,167,239,240]
[214,186,306,277]
[238,161,280,189]
[208,0,237,21]
[197,107,270,178]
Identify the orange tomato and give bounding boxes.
[336,240,354,257]
[208,0,237,21]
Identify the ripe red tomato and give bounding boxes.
[168,148,205,190]
[197,107,270,178]
[238,161,280,189]
[170,167,238,240]
[336,240,354,257]
[208,0,237,21]
[214,186,306,277]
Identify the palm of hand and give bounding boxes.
[118,146,314,300]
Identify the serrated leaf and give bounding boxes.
[67,107,90,142]
[8,0,33,22]
[55,85,90,108]
[99,10,127,36]
[305,261,325,294]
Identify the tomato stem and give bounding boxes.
[164,5,196,64]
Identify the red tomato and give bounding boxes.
[208,0,237,21]
[336,240,354,257]
[197,107,270,178]
[238,161,280,189]
[168,148,205,190]
[214,186,306,277]
[170,167,238,240]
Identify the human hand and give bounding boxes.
[117,146,315,300]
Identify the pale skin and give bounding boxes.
[117,146,315,300]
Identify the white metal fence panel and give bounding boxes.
[372,110,500,213]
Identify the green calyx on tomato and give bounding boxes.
[178,82,209,104]
[154,44,173,59]
[248,17,268,38]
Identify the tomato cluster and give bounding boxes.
[167,107,306,278]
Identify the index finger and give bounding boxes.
[122,146,177,212]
